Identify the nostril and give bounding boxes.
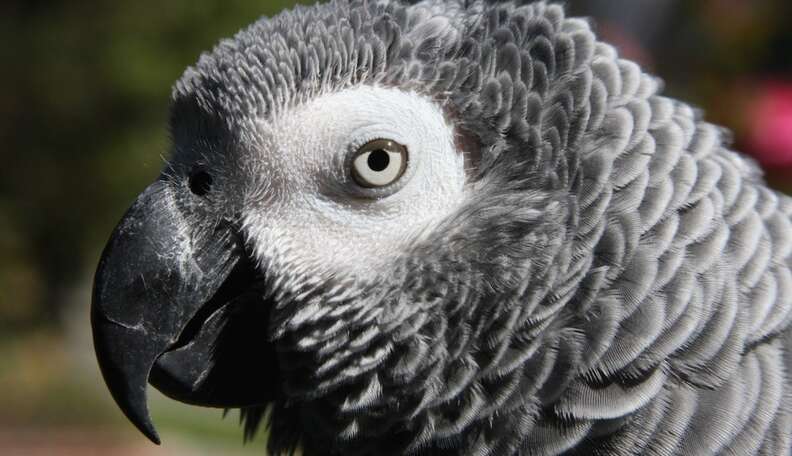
[189,171,213,196]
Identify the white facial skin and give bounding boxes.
[242,85,468,280]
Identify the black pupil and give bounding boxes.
[367,150,390,172]
[189,171,213,196]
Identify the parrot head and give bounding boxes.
[93,1,594,453]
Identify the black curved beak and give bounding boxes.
[91,180,276,444]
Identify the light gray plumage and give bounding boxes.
[93,1,792,455]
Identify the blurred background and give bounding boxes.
[1,0,790,454]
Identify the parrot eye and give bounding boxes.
[189,170,213,196]
[351,139,408,188]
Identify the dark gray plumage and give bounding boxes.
[91,1,792,455]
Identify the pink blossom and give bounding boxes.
[747,82,792,167]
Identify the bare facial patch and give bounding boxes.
[243,85,468,278]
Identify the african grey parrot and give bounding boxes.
[91,0,792,454]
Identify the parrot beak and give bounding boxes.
[91,179,277,444]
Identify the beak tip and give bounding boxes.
[123,407,161,445]
[113,385,162,445]
[92,316,164,447]
[106,376,161,445]
[141,424,162,446]
[129,397,161,445]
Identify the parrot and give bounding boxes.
[90,0,792,454]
